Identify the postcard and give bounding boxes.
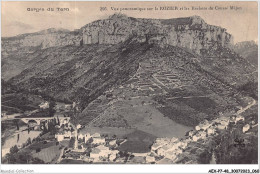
[1,1,258,173]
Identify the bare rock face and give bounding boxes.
[81,14,233,54]
[2,14,233,55]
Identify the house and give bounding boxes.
[192,135,200,142]
[174,141,182,147]
[55,129,72,141]
[195,125,201,131]
[165,151,177,160]
[221,120,229,126]
[109,140,117,146]
[85,133,91,143]
[200,120,212,130]
[146,156,155,163]
[252,123,258,128]
[89,145,111,161]
[217,124,227,130]
[72,102,77,108]
[96,145,110,157]
[199,131,207,139]
[55,133,64,142]
[39,101,49,109]
[155,138,171,144]
[109,151,118,161]
[78,128,91,143]
[1,112,7,117]
[187,130,195,137]
[91,133,101,138]
[62,119,69,125]
[90,148,101,162]
[217,120,229,130]
[76,124,81,129]
[221,116,230,121]
[236,115,245,122]
[78,132,84,139]
[166,144,178,152]
[179,141,188,149]
[151,142,164,152]
[92,137,106,145]
[170,137,178,143]
[132,153,148,157]
[201,124,211,130]
[64,130,72,139]
[174,148,182,154]
[207,127,215,135]
[157,145,169,156]
[65,104,72,110]
[243,124,250,133]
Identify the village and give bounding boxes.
[49,98,257,164]
[2,66,257,164]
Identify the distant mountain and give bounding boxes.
[1,14,257,128]
[234,41,258,65]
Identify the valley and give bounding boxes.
[1,14,258,164]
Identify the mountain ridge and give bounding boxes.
[2,14,233,56]
[1,14,257,128]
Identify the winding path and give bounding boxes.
[236,99,256,115]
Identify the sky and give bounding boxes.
[2,1,258,43]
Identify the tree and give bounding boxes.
[48,119,56,135]
[10,145,19,154]
[69,137,76,148]
[26,138,32,146]
[88,137,93,144]
[6,153,16,164]
[49,100,56,117]
[31,158,45,164]
[57,117,60,126]
[214,126,258,164]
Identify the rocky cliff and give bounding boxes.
[82,14,233,54]
[2,14,233,55]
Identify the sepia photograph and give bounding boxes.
[1,0,259,173]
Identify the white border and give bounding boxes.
[1,164,259,174]
[1,0,259,173]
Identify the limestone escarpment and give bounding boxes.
[2,14,233,55]
[82,14,233,54]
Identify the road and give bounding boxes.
[2,109,39,121]
[56,147,65,163]
[236,99,256,115]
[166,95,209,100]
